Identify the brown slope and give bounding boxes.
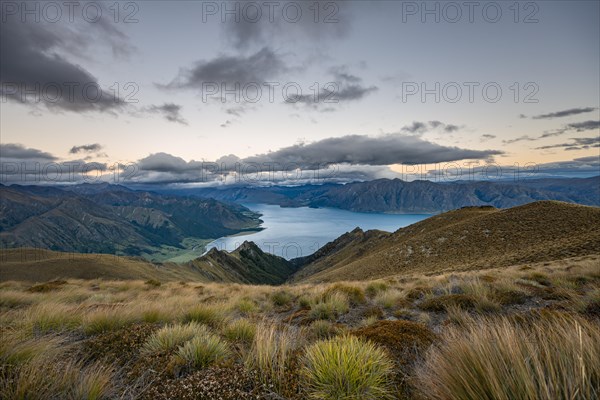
[0,248,208,282]
[291,201,600,283]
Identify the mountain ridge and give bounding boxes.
[0,184,262,256]
[158,176,600,213]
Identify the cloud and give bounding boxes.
[503,135,537,144]
[401,121,461,135]
[137,152,200,173]
[0,144,57,160]
[222,1,353,49]
[240,134,502,167]
[567,120,600,132]
[481,134,496,141]
[69,144,103,154]
[285,66,377,108]
[165,47,287,89]
[531,107,597,119]
[144,103,188,125]
[539,120,600,139]
[225,106,246,117]
[0,16,129,114]
[133,133,502,184]
[0,143,113,184]
[536,137,600,151]
[401,121,427,134]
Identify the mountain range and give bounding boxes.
[2,199,598,286]
[0,183,261,256]
[161,176,600,213]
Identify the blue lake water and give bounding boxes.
[206,204,431,260]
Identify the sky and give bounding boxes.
[1,0,599,186]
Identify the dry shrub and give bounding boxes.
[352,320,436,397]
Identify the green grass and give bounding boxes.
[309,293,350,320]
[183,304,227,328]
[142,322,201,354]
[223,318,256,344]
[301,335,394,399]
[175,327,231,369]
[271,290,293,307]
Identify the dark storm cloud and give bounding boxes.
[0,144,57,160]
[144,103,188,125]
[0,16,129,113]
[241,134,502,167]
[136,134,502,182]
[536,137,600,151]
[165,47,287,89]
[134,134,502,185]
[531,107,597,119]
[69,144,103,154]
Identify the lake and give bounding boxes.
[206,204,431,260]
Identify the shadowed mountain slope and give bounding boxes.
[0,184,261,256]
[187,241,297,285]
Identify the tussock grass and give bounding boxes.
[301,335,394,399]
[183,304,228,328]
[323,283,366,305]
[0,257,597,399]
[0,290,36,308]
[0,359,115,400]
[365,281,389,297]
[271,290,294,307]
[309,292,350,320]
[0,335,64,366]
[235,298,259,314]
[25,303,82,334]
[223,318,256,344]
[309,320,342,339]
[82,307,137,335]
[142,322,201,354]
[415,312,600,400]
[175,326,230,369]
[245,321,303,394]
[374,289,404,309]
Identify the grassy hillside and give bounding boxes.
[1,255,598,399]
[0,248,208,282]
[292,201,600,283]
[0,244,296,285]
